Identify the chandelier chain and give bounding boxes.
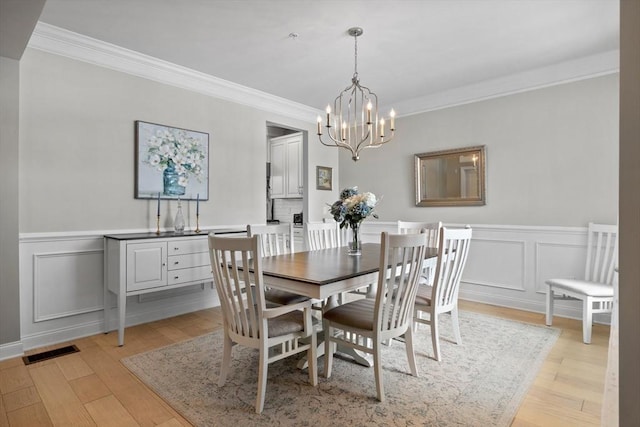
[353,33,358,80]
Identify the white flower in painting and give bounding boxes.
[148,154,161,166]
[178,176,189,187]
[144,126,206,187]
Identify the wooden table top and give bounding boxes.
[260,243,439,286]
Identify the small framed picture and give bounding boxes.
[316,166,332,190]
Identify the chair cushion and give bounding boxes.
[267,310,308,338]
[414,284,433,307]
[264,288,309,305]
[546,278,614,297]
[323,299,376,331]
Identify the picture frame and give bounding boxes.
[316,166,333,190]
[135,120,209,200]
[414,145,486,207]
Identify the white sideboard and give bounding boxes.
[104,229,243,345]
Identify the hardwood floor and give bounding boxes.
[0,301,609,426]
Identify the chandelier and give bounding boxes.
[317,27,395,162]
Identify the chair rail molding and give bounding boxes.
[361,221,603,322]
[19,230,220,352]
[14,223,608,356]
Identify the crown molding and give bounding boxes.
[28,22,618,121]
[27,22,320,123]
[394,50,620,117]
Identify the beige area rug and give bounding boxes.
[122,311,559,426]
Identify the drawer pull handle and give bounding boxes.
[174,247,179,251]
[174,261,179,265]
[174,276,179,279]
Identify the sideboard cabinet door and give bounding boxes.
[126,242,167,292]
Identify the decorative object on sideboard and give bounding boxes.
[174,199,185,233]
[195,193,201,233]
[156,192,161,234]
[316,165,333,190]
[135,120,209,201]
[317,27,395,162]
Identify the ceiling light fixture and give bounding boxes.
[317,27,395,162]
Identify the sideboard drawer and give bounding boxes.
[168,252,210,270]
[168,238,209,255]
[167,265,213,286]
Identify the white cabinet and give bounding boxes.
[104,229,242,346]
[126,242,166,292]
[270,133,303,198]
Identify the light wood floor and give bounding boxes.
[0,301,610,427]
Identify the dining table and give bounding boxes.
[258,242,440,367]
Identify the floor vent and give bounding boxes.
[22,345,80,365]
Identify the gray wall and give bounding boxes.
[339,75,619,227]
[18,48,333,233]
[0,56,21,345]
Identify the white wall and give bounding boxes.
[339,75,619,227]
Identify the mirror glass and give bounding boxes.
[414,145,486,207]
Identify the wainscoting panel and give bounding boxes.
[360,222,594,320]
[17,223,605,354]
[463,238,526,291]
[33,249,104,322]
[19,231,220,351]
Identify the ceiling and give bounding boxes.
[34,0,619,114]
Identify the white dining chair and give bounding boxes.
[414,226,472,361]
[305,221,344,251]
[398,221,442,285]
[247,223,309,306]
[546,222,618,344]
[208,234,317,413]
[323,232,429,402]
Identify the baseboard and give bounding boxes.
[20,298,220,352]
[0,340,24,362]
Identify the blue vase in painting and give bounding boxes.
[163,161,185,196]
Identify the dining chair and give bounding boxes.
[247,223,309,305]
[546,222,618,344]
[398,220,442,285]
[305,221,344,251]
[323,231,429,402]
[414,226,472,361]
[208,234,317,414]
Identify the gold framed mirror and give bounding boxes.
[414,145,486,207]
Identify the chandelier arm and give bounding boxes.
[318,134,358,158]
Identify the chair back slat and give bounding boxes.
[397,221,442,248]
[305,222,344,250]
[584,223,618,284]
[209,234,266,340]
[432,227,472,312]
[247,223,294,256]
[375,232,428,334]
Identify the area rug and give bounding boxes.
[122,311,559,426]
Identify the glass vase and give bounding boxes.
[174,200,185,233]
[163,161,186,196]
[348,223,362,256]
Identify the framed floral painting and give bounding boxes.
[135,121,209,200]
